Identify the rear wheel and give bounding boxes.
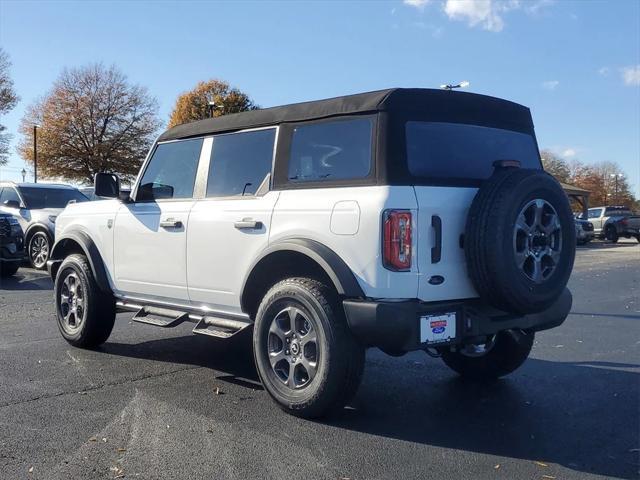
[253,277,365,418]
[441,330,534,380]
[28,230,51,269]
[54,253,115,348]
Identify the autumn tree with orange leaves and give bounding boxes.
[167,79,257,128]
[18,64,161,184]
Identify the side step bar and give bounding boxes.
[116,300,252,339]
[132,306,190,328]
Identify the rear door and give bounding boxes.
[405,121,543,302]
[113,137,205,301]
[187,128,278,313]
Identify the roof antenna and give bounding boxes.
[440,81,470,91]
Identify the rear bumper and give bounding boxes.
[343,288,572,353]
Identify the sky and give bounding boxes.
[0,0,639,195]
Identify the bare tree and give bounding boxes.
[540,149,571,184]
[18,64,161,183]
[0,48,20,166]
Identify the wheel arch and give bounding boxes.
[49,230,112,293]
[240,238,364,319]
[25,222,53,242]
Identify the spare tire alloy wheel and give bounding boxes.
[268,306,318,389]
[464,168,576,314]
[513,199,562,283]
[29,231,50,269]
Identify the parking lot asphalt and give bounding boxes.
[1,240,638,480]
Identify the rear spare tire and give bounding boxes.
[465,168,575,314]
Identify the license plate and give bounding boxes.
[420,312,457,345]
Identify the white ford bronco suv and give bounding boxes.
[48,89,575,418]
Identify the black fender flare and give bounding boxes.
[25,222,53,242]
[49,230,112,293]
[240,238,365,314]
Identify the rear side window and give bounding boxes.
[0,187,21,205]
[588,209,602,219]
[137,138,203,201]
[406,122,540,181]
[288,118,372,183]
[207,129,275,197]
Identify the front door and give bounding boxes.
[187,128,278,313]
[113,137,205,301]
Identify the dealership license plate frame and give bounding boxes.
[420,312,458,345]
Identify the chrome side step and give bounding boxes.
[116,300,252,339]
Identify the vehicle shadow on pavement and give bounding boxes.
[101,331,261,386]
[334,357,639,480]
[98,334,638,479]
[0,270,52,291]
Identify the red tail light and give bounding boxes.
[620,218,628,226]
[383,210,412,271]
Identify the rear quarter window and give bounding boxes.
[406,122,541,181]
[288,118,373,183]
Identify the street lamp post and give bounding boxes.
[21,168,26,182]
[33,124,40,183]
[610,173,624,205]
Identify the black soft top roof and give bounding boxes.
[158,88,533,142]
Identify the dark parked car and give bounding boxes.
[0,183,88,269]
[0,212,24,277]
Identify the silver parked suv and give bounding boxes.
[0,183,88,269]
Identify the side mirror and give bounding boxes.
[95,173,120,198]
[3,199,21,209]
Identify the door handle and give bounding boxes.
[160,218,183,229]
[234,218,263,230]
[431,215,442,264]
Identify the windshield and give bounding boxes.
[19,187,88,209]
[405,122,541,181]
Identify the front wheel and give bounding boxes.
[253,278,365,418]
[604,225,619,243]
[54,253,116,348]
[28,231,51,269]
[441,330,534,380]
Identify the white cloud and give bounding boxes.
[562,148,577,158]
[598,66,610,77]
[443,0,505,32]
[403,0,431,10]
[437,0,553,32]
[621,65,640,86]
[541,80,559,90]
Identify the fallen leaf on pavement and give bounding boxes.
[535,461,549,467]
[28,467,34,473]
[542,476,556,479]
[89,437,97,442]
[494,464,500,469]
[116,448,126,453]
